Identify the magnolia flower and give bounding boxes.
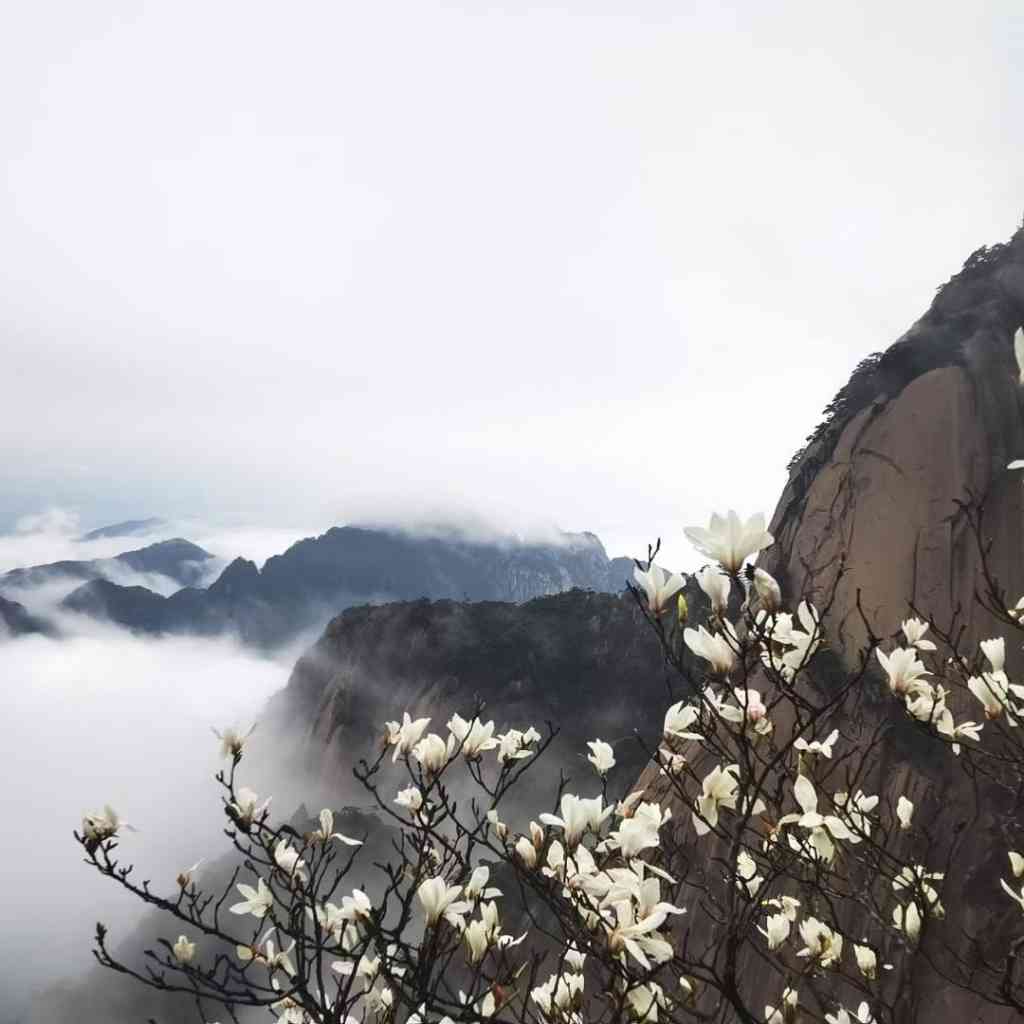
[633,563,685,615]
[448,714,499,758]
[605,898,683,971]
[876,647,930,697]
[564,944,586,972]
[735,848,763,897]
[896,796,914,830]
[605,801,671,857]
[228,787,271,828]
[663,701,702,741]
[717,687,772,736]
[213,724,255,759]
[796,916,843,966]
[826,1003,874,1024]
[901,618,936,651]
[515,836,537,868]
[982,637,1006,673]
[684,623,737,675]
[1011,851,1024,879]
[1009,595,1024,621]
[763,895,802,921]
[1001,877,1024,911]
[759,912,790,950]
[418,876,471,928]
[684,510,774,573]
[486,808,508,841]
[892,901,922,942]
[176,859,204,890]
[745,566,781,612]
[586,739,616,776]
[968,672,1019,721]
[273,840,309,883]
[413,732,453,774]
[81,805,130,848]
[496,726,540,763]
[765,986,798,1024]
[893,864,944,917]
[311,809,362,846]
[781,774,854,864]
[230,877,273,918]
[463,918,493,964]
[540,793,613,847]
[172,934,196,963]
[385,712,431,762]
[854,943,877,980]
[395,786,424,815]
[531,972,584,1018]
[794,728,839,759]
[693,763,739,836]
[696,564,731,616]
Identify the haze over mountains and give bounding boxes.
[0,519,636,648]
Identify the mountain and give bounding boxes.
[60,526,638,647]
[636,228,1024,1021]
[266,585,705,795]
[77,517,165,542]
[0,594,50,637]
[0,538,214,595]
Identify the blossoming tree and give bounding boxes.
[78,501,1024,1024]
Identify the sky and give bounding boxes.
[3,1,1024,569]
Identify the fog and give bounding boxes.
[0,617,305,1021]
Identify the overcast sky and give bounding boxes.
[3,1,1023,566]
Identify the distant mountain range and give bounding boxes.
[0,538,214,595]
[2,524,636,647]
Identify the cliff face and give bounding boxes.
[641,230,1024,1022]
[268,587,704,800]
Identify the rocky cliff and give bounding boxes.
[640,228,1024,1022]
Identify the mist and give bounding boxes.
[0,618,307,1021]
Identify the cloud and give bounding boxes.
[0,622,303,1020]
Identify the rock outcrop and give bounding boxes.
[640,229,1024,1022]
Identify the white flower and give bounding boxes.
[968,672,1019,721]
[212,724,255,759]
[413,732,454,774]
[539,794,613,847]
[781,774,853,864]
[765,986,798,1024]
[273,840,309,883]
[486,808,508,841]
[515,835,537,867]
[586,739,616,776]
[417,876,471,928]
[826,1003,875,1024]
[693,763,739,836]
[385,712,431,762]
[230,877,273,918]
[172,935,196,964]
[892,901,922,942]
[176,859,204,890]
[633,563,685,615]
[1011,851,1024,879]
[531,972,584,1018]
[876,647,930,697]
[684,623,737,675]
[854,943,877,979]
[746,566,781,612]
[759,912,790,950]
[448,714,499,758]
[901,618,936,651]
[718,686,772,736]
[684,510,774,573]
[395,786,424,815]
[981,637,1006,673]
[663,701,702,740]
[464,865,502,902]
[228,787,271,828]
[496,726,540,763]
[696,564,731,616]
[896,796,914,831]
[311,809,362,846]
[796,916,843,966]
[81,805,129,847]
[794,728,839,759]
[606,801,672,857]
